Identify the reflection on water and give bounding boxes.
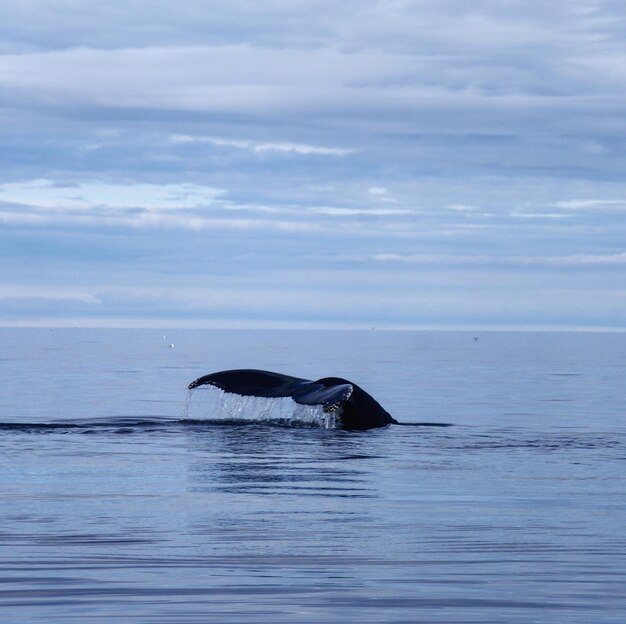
[186,425,377,498]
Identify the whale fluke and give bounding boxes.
[188,369,397,430]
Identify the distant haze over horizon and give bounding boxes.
[2,2,625,330]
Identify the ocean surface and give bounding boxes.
[0,328,625,623]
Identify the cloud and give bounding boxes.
[369,252,626,268]
[5,1,620,57]
[0,208,319,233]
[312,206,409,216]
[0,179,319,232]
[509,211,571,220]
[2,2,626,328]
[0,284,100,303]
[0,45,420,116]
[0,179,225,211]
[368,187,388,196]
[553,199,626,211]
[172,135,354,156]
[2,7,626,187]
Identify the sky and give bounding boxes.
[1,1,625,329]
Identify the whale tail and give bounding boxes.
[188,369,396,430]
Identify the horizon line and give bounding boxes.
[1,318,625,333]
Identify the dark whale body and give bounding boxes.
[188,369,397,430]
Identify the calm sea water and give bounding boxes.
[0,328,625,623]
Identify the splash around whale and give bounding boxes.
[188,369,398,430]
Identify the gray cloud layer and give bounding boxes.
[1,1,626,328]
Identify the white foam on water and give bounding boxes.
[186,385,339,429]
